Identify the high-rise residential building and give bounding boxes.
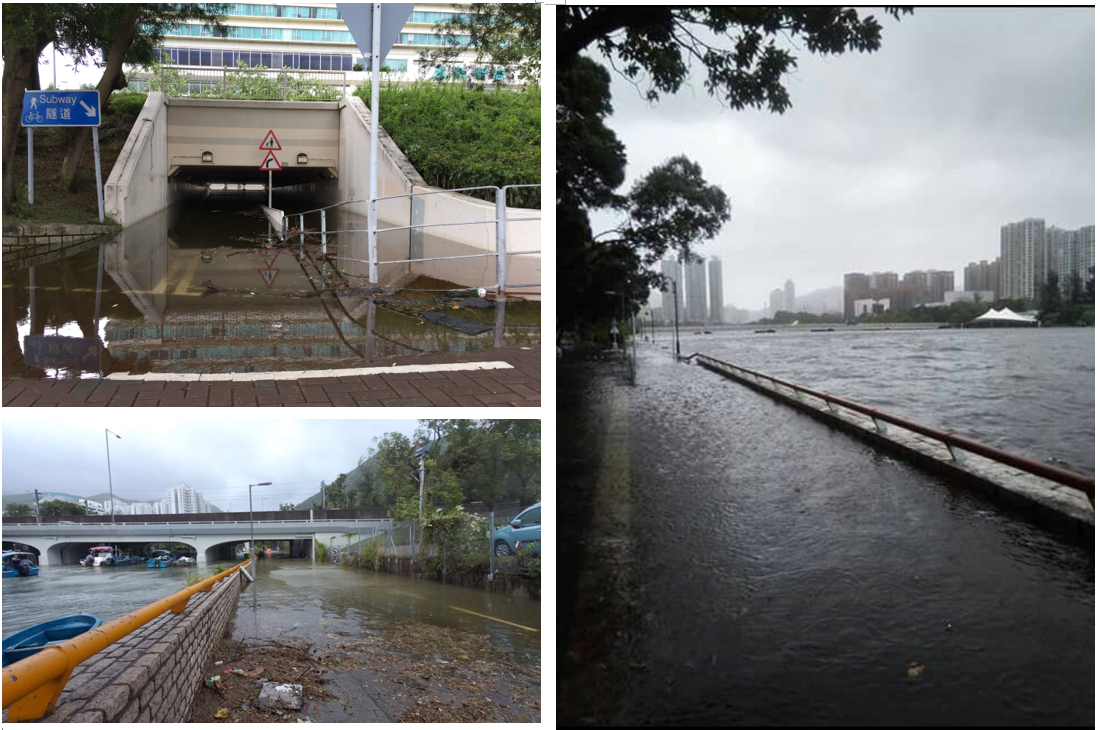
[868,271,898,290]
[128,4,523,92]
[165,483,211,514]
[783,279,796,313]
[1001,218,1046,301]
[1056,225,1095,297]
[685,259,708,323]
[768,288,784,317]
[902,269,955,304]
[707,257,724,324]
[965,258,1001,299]
[660,258,683,324]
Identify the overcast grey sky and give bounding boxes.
[587,7,1095,310]
[2,419,421,511]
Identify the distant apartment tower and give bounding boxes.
[768,288,784,317]
[166,483,210,514]
[903,269,955,304]
[783,279,796,312]
[685,259,708,323]
[965,258,1001,299]
[707,257,724,324]
[1055,225,1095,297]
[1000,218,1046,301]
[660,258,683,324]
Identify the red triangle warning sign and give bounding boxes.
[261,248,280,268]
[259,150,282,171]
[259,130,282,150]
[258,268,280,287]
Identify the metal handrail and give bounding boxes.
[693,353,1095,503]
[2,558,252,721]
[283,184,542,295]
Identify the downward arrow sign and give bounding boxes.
[79,100,96,116]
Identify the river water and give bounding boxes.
[664,327,1094,474]
[1,559,540,666]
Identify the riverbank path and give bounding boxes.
[558,343,1093,726]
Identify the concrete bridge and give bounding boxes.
[2,518,390,565]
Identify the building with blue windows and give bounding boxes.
[129,3,519,91]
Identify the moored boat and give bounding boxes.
[146,550,175,569]
[2,552,39,578]
[103,550,142,567]
[80,546,114,567]
[2,613,101,667]
[175,556,196,566]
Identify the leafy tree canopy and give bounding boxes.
[4,502,34,517]
[38,499,87,517]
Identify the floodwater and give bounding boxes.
[559,347,1093,725]
[667,326,1094,473]
[2,191,540,376]
[232,559,540,665]
[1,559,540,666]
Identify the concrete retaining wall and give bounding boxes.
[693,355,1094,539]
[104,93,205,226]
[335,96,540,292]
[33,571,244,723]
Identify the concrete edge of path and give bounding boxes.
[101,361,515,382]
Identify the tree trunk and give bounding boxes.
[2,37,52,214]
[56,8,139,192]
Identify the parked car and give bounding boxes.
[493,502,541,556]
[55,521,80,526]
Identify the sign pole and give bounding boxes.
[368,2,381,284]
[268,169,272,208]
[92,126,104,222]
[27,128,33,205]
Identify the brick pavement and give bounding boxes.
[2,347,540,408]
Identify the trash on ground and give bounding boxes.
[214,707,230,719]
[256,681,304,711]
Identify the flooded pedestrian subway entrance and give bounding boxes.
[2,95,541,377]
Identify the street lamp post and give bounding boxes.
[104,429,120,524]
[248,482,272,578]
[672,278,682,360]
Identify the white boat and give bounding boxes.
[175,556,196,566]
[80,546,114,567]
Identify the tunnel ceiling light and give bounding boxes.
[297,153,308,164]
[202,151,213,163]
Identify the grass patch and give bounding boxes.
[354,80,540,209]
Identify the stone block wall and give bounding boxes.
[1,224,119,267]
[34,570,244,723]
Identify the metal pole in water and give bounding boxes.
[268,169,272,209]
[92,127,104,222]
[367,2,382,284]
[496,187,508,298]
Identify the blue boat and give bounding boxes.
[2,551,39,578]
[146,550,175,569]
[2,613,101,667]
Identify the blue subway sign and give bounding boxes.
[21,90,101,127]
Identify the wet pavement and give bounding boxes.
[2,191,541,385]
[558,345,1093,726]
[201,558,541,722]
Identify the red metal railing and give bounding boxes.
[691,353,1094,504]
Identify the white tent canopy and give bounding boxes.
[968,307,1038,326]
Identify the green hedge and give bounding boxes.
[354,81,540,209]
[107,91,148,118]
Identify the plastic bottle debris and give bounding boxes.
[214,661,223,666]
